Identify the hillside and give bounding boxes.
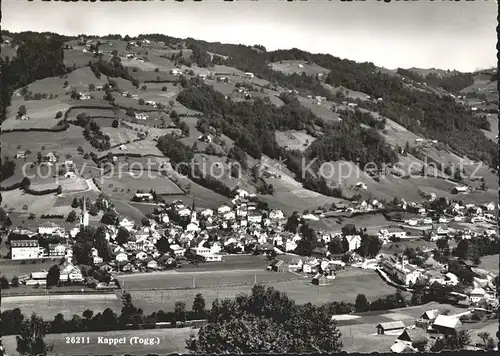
[0,31,497,225]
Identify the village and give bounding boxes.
[3,184,497,298]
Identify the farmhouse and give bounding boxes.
[15,151,27,159]
[420,309,440,322]
[396,328,428,350]
[133,192,153,202]
[345,235,361,251]
[135,113,149,120]
[44,152,57,163]
[312,273,331,286]
[376,321,406,335]
[11,239,40,260]
[379,227,407,240]
[451,186,469,194]
[431,315,462,335]
[469,287,486,304]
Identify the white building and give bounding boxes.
[345,235,362,251]
[11,240,40,260]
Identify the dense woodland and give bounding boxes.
[173,81,399,197]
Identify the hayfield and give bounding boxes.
[481,113,498,142]
[478,254,499,274]
[99,139,163,158]
[99,172,184,198]
[2,99,71,131]
[1,294,122,320]
[296,96,341,122]
[275,130,315,152]
[269,60,330,76]
[1,189,58,214]
[63,49,97,68]
[2,328,191,356]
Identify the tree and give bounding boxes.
[354,294,370,312]
[16,313,53,356]
[11,276,20,287]
[46,265,60,287]
[0,276,9,289]
[174,301,186,325]
[18,105,27,118]
[56,185,62,194]
[82,309,93,320]
[112,119,119,128]
[21,177,31,189]
[485,337,496,350]
[55,111,62,119]
[51,313,66,333]
[66,210,77,222]
[192,293,206,317]
[156,236,171,254]
[186,285,343,353]
[71,197,79,208]
[478,332,490,347]
[116,227,130,245]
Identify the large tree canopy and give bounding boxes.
[186,285,342,353]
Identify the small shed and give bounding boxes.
[268,259,287,272]
[376,321,406,335]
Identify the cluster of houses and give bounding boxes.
[376,306,498,353]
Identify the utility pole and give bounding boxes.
[254,273,257,285]
[192,276,195,289]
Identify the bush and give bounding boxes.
[55,111,63,119]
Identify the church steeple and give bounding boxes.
[79,196,89,231]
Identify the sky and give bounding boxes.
[2,0,497,72]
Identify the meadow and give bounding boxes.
[1,294,122,320]
[99,172,184,199]
[2,99,71,131]
[2,328,192,356]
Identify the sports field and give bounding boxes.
[122,268,402,314]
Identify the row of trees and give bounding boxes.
[1,285,344,354]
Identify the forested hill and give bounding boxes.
[1,31,497,205]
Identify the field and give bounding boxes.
[1,294,122,320]
[269,60,330,76]
[122,268,402,314]
[275,130,315,152]
[296,96,341,122]
[99,139,164,158]
[2,328,192,356]
[118,269,299,291]
[63,49,97,68]
[478,254,499,274]
[0,259,61,278]
[99,172,184,198]
[2,99,71,131]
[481,113,498,142]
[1,189,60,215]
